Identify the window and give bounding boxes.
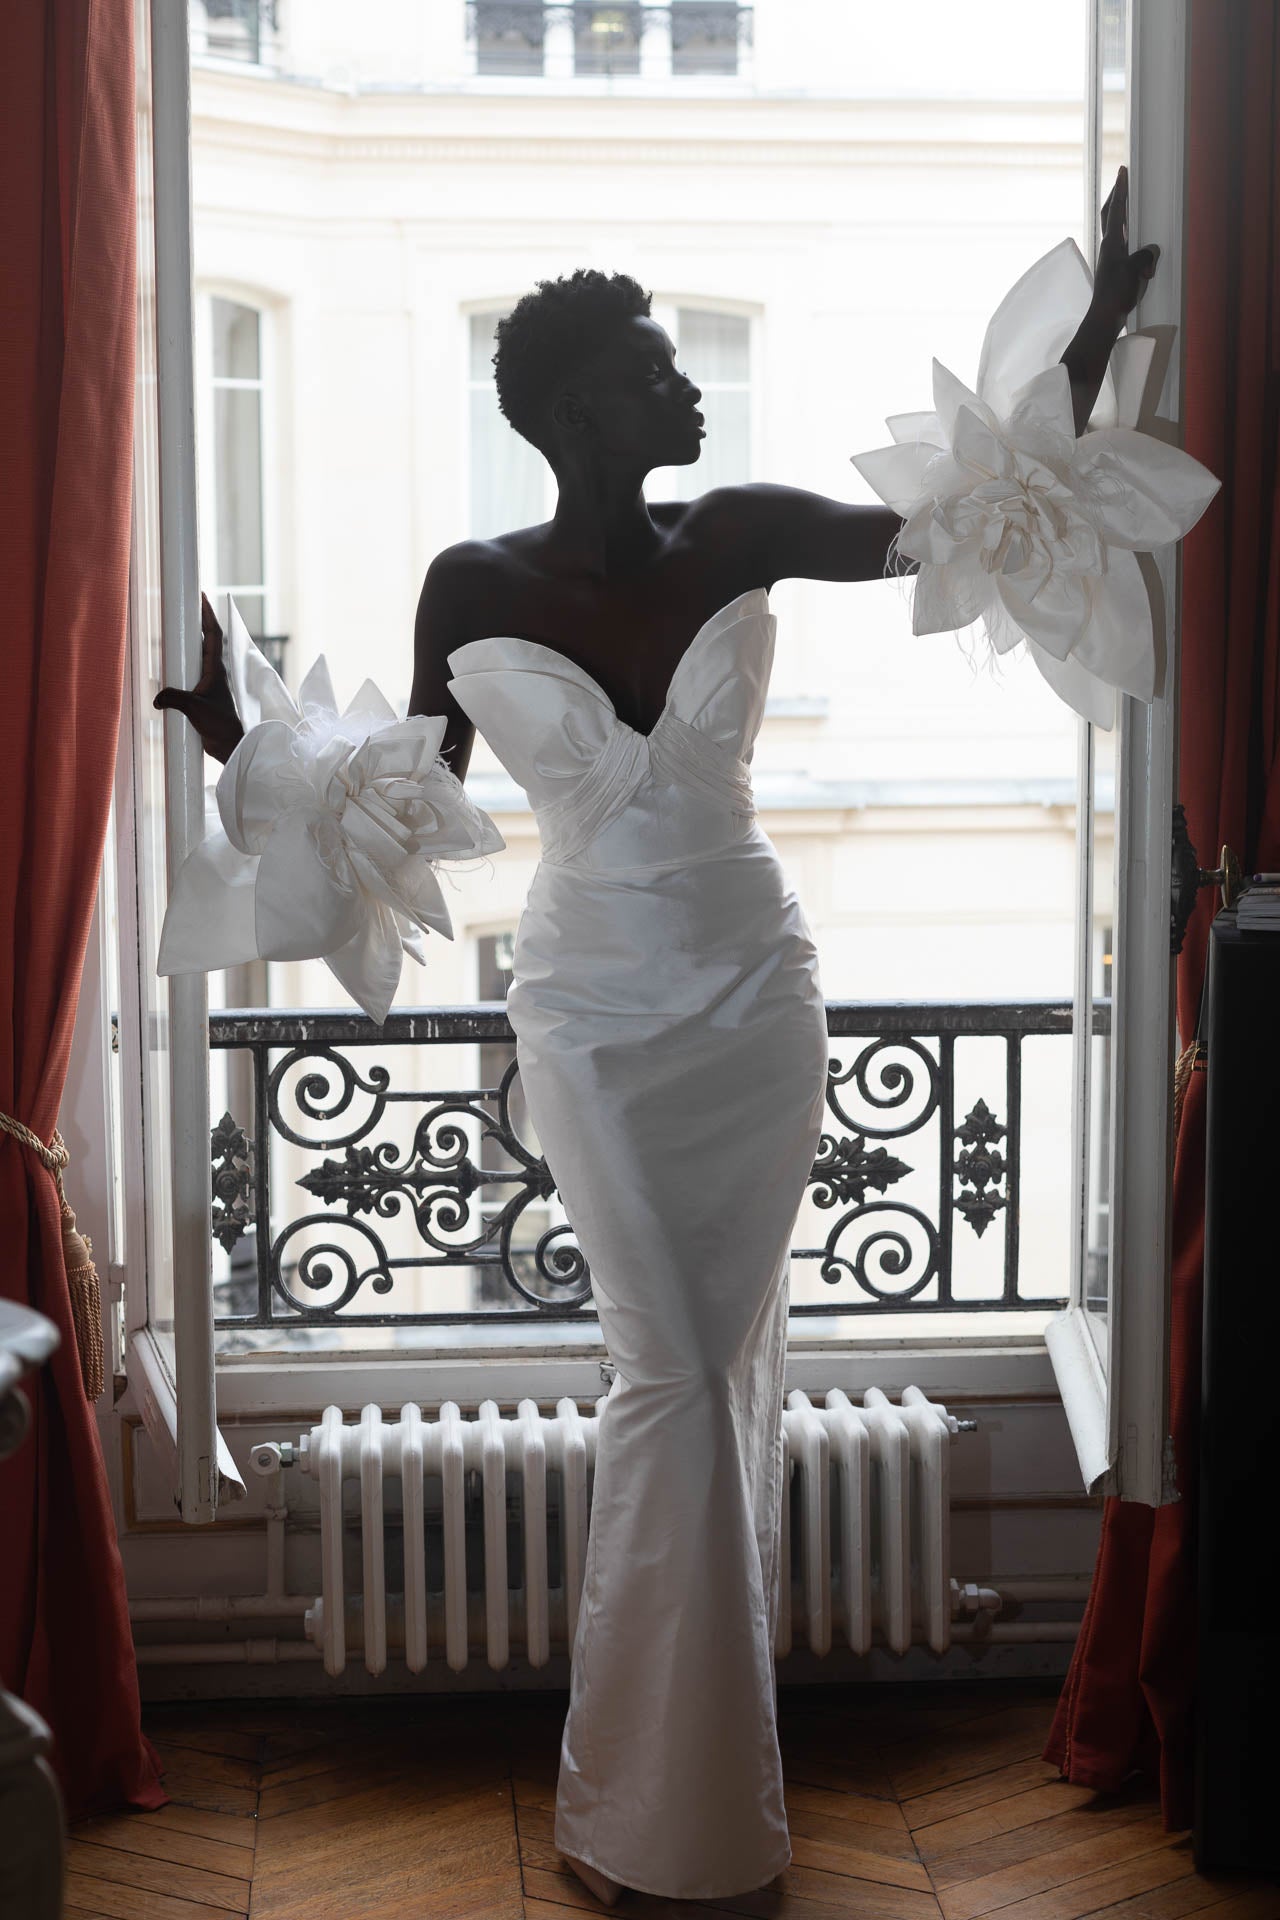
[672,1,746,77]
[467,3,751,82]
[116,0,1186,1505]
[473,1,545,76]
[468,310,552,537]
[574,4,642,75]
[646,306,752,500]
[196,294,276,653]
[190,0,278,67]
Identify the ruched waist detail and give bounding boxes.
[533,710,756,871]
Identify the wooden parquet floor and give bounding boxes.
[64,1681,1278,1920]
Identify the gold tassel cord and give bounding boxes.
[1173,1039,1207,1142]
[0,1112,104,1400]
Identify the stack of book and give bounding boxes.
[1238,878,1280,930]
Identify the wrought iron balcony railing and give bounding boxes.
[468,3,753,80]
[208,999,1107,1334]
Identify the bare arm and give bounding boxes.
[723,486,912,589]
[408,547,481,781]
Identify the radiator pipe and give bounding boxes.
[133,1617,1082,1667]
[126,1581,1089,1628]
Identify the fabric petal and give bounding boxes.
[1071,548,1157,701]
[849,441,944,515]
[342,828,455,941]
[157,792,262,975]
[216,721,300,854]
[886,410,946,447]
[342,677,400,730]
[252,808,364,961]
[223,597,299,731]
[910,560,994,637]
[1075,427,1223,548]
[932,359,998,439]
[323,899,405,1025]
[1028,641,1116,729]
[950,405,1013,482]
[296,653,338,717]
[1007,362,1077,444]
[1106,331,1158,430]
[976,235,1094,418]
[994,567,1092,662]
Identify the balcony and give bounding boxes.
[208,999,1104,1347]
[467,3,753,82]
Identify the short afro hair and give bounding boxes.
[493,268,652,447]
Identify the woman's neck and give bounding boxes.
[548,461,664,578]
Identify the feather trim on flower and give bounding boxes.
[158,600,505,1023]
[851,237,1221,728]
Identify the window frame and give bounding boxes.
[193,287,281,646]
[1043,0,1185,1506]
[103,0,1183,1468]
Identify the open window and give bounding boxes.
[118,0,1187,1520]
[1044,0,1184,1506]
[116,0,243,1521]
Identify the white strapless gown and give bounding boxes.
[446,587,828,1900]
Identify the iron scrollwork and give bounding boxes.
[210,1111,254,1254]
[953,1098,1007,1238]
[209,1002,1063,1328]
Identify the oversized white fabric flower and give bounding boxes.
[851,238,1221,728]
[158,601,504,1023]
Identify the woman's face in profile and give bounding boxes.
[558,316,705,471]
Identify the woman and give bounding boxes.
[161,169,1154,1905]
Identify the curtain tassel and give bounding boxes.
[0,1114,105,1400]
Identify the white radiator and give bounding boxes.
[297,1385,968,1678]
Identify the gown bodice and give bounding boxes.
[446,587,774,872]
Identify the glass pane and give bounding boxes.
[475,2,545,77]
[649,311,749,500]
[214,386,264,586]
[212,296,260,379]
[469,384,548,537]
[574,4,642,74]
[469,309,501,380]
[672,1,742,76]
[678,307,748,383]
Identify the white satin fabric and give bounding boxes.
[157,601,504,1023]
[447,588,828,1899]
[850,237,1221,728]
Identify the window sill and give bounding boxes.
[212,1309,1061,1419]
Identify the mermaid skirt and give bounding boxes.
[507,831,828,1900]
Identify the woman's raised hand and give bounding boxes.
[153,593,245,765]
[1093,164,1159,324]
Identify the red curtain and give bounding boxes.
[0,0,165,1819]
[1044,0,1280,1829]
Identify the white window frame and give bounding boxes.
[193,288,281,645]
[105,0,1184,1479]
[1044,0,1184,1506]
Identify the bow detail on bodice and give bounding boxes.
[446,588,775,871]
